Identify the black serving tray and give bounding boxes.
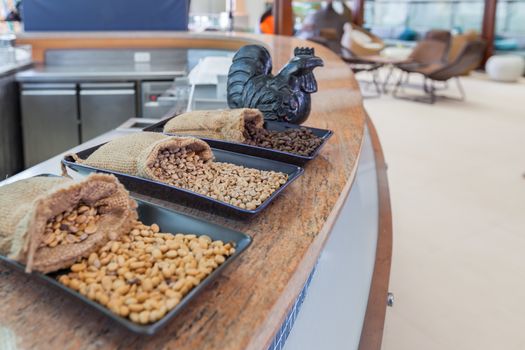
[143,117,333,166]
[0,196,252,335]
[62,143,303,219]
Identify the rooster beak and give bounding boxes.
[305,56,324,69]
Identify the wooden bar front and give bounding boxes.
[3,32,367,350]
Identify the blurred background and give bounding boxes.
[0,0,522,52]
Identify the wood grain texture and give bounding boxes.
[2,32,367,350]
[273,0,294,36]
[352,0,366,26]
[358,115,393,350]
[481,0,497,64]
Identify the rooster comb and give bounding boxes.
[294,47,315,57]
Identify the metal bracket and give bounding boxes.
[387,292,394,307]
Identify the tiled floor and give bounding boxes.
[362,71,525,350]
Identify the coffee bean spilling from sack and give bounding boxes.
[58,221,234,324]
[41,204,100,248]
[149,147,288,210]
[243,120,323,156]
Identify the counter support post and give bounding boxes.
[273,0,294,36]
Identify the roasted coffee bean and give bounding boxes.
[58,221,235,324]
[149,146,288,210]
[242,120,323,156]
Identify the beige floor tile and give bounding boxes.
[362,71,525,350]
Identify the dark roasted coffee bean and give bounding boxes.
[242,121,323,156]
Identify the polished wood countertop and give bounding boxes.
[3,32,366,350]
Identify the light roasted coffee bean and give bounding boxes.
[41,203,101,248]
[58,221,235,324]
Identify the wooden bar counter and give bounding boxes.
[1,32,390,350]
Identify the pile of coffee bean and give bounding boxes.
[58,221,234,324]
[149,147,288,210]
[41,204,100,248]
[243,120,323,156]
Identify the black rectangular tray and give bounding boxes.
[0,196,252,335]
[62,142,304,219]
[143,117,333,166]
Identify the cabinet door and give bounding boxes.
[79,83,136,142]
[21,87,79,167]
[0,75,23,177]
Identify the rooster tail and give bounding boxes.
[227,45,273,108]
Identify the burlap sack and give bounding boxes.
[73,132,214,181]
[163,108,264,142]
[0,174,137,273]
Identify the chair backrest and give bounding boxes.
[409,29,452,65]
[309,3,348,53]
[340,23,385,57]
[448,30,479,62]
[312,3,347,41]
[425,30,452,44]
[428,40,486,81]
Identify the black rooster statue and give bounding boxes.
[226,45,323,124]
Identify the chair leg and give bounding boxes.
[429,82,437,104]
[423,78,433,94]
[455,77,466,101]
[392,73,436,104]
[392,73,469,104]
[372,69,382,96]
[392,71,410,98]
[424,77,465,103]
[415,79,436,104]
[392,71,406,98]
[382,65,395,93]
[429,77,465,102]
[354,67,381,99]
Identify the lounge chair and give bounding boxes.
[393,40,486,103]
[340,23,385,58]
[396,30,452,74]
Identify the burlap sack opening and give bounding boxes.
[72,133,214,183]
[0,174,137,273]
[163,108,264,142]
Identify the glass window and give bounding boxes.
[372,1,409,27]
[453,1,484,32]
[497,0,525,34]
[496,0,525,50]
[408,2,453,30]
[364,0,486,37]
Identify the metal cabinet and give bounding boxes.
[20,83,79,167]
[141,81,174,118]
[0,74,23,178]
[79,83,136,142]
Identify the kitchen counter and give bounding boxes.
[0,32,392,350]
[0,58,31,178]
[0,59,32,77]
[16,62,187,82]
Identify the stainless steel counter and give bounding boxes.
[16,63,186,82]
[0,118,145,186]
[15,48,233,82]
[14,48,235,166]
[0,60,32,77]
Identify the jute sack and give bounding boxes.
[0,174,137,273]
[72,132,214,181]
[163,108,264,142]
